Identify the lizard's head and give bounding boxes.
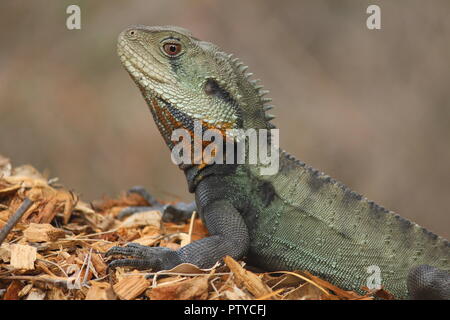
[118,25,275,147]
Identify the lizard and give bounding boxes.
[106,25,450,299]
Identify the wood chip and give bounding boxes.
[302,271,363,299]
[0,243,11,262]
[46,287,68,300]
[119,210,161,229]
[148,276,209,300]
[3,280,23,300]
[18,283,33,297]
[0,185,20,195]
[113,273,150,300]
[0,155,12,177]
[90,241,116,253]
[25,288,46,300]
[0,159,390,300]
[224,256,272,299]
[11,165,47,181]
[285,282,325,300]
[35,198,59,224]
[10,244,37,270]
[23,223,66,242]
[223,286,251,300]
[131,234,160,246]
[178,233,191,247]
[85,282,116,300]
[90,253,107,274]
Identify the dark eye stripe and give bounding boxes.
[204,78,243,127]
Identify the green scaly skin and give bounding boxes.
[106,25,450,299]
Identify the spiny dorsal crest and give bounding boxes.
[215,50,277,129]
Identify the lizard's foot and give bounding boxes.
[105,243,182,271]
[118,186,196,223]
[407,264,450,300]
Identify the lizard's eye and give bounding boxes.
[162,43,182,57]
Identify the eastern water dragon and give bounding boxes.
[106,25,450,299]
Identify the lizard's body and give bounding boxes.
[107,25,450,299]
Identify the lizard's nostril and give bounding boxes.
[127,30,136,37]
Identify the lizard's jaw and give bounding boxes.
[117,35,185,147]
[118,51,172,99]
[117,31,177,100]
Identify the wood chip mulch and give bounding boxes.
[0,155,394,300]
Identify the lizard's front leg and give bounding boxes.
[106,199,250,270]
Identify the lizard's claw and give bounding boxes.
[105,243,182,271]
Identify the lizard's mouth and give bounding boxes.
[118,41,171,89]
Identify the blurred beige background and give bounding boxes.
[0,0,449,238]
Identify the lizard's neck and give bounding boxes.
[182,163,238,193]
